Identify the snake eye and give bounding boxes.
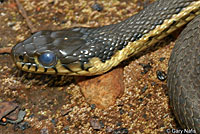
[38,52,57,67]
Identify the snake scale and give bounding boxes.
[11,0,200,132]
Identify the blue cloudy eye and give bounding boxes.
[38,52,57,67]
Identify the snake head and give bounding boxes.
[11,28,98,75]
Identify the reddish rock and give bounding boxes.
[76,67,124,109]
[0,101,18,120]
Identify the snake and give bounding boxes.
[11,0,200,132]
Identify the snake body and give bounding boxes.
[11,0,200,131]
[168,15,200,132]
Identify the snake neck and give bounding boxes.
[73,0,200,75]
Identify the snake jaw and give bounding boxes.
[11,29,94,75]
[11,45,38,73]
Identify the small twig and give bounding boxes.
[0,47,12,54]
[15,0,37,33]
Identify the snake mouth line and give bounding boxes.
[16,61,75,74]
[15,60,94,75]
[16,62,56,74]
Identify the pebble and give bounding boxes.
[91,3,103,12]
[159,57,165,62]
[90,104,96,109]
[141,85,148,93]
[156,70,167,81]
[63,126,69,131]
[14,122,30,131]
[40,128,49,134]
[90,117,103,130]
[113,128,129,134]
[106,126,113,133]
[139,63,152,74]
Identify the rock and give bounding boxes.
[76,67,124,109]
[0,101,18,120]
[90,117,104,130]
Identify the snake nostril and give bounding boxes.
[18,55,24,61]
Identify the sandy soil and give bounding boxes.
[0,0,180,133]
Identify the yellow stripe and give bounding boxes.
[77,1,200,76]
